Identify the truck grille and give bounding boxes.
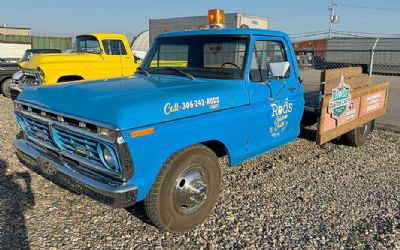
[17,115,55,147]
[14,70,41,86]
[16,112,122,176]
[52,126,104,166]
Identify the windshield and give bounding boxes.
[72,36,101,54]
[141,35,249,80]
[20,51,32,62]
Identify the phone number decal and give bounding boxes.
[164,97,220,115]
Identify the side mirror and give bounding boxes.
[269,61,290,78]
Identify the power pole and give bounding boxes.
[328,0,338,39]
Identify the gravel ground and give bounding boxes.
[0,95,399,249]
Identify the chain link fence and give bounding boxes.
[294,37,400,76]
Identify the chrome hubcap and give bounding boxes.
[173,165,209,214]
[361,123,368,135]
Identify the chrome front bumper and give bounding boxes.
[16,139,138,208]
[10,70,42,98]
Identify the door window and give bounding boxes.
[102,40,127,55]
[250,40,289,82]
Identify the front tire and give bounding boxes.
[1,79,12,98]
[145,144,221,232]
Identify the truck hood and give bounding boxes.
[22,53,95,70]
[17,75,236,130]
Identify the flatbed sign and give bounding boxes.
[328,76,351,123]
[317,67,389,145]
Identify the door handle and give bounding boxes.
[289,87,297,92]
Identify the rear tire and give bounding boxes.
[144,144,221,232]
[344,120,374,147]
[1,79,12,98]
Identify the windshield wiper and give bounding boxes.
[136,67,150,76]
[166,67,195,80]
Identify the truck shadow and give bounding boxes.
[299,125,345,146]
[0,158,35,250]
[125,202,155,228]
[299,125,317,142]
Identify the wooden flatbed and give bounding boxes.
[301,67,390,145]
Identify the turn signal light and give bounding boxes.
[131,128,155,138]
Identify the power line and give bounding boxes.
[291,30,400,41]
[344,21,400,25]
[291,32,328,38]
[290,32,330,40]
[337,1,400,11]
[289,30,327,36]
[333,30,400,37]
[330,31,380,38]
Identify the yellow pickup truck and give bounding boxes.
[9,33,139,98]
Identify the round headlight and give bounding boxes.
[104,148,115,167]
[100,145,117,171]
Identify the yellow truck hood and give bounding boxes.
[22,53,94,70]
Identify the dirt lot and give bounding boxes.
[0,95,399,249]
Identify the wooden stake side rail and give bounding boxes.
[322,75,373,95]
[320,66,362,82]
[316,67,390,145]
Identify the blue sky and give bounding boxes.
[2,0,400,40]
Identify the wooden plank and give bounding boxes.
[317,82,390,145]
[323,74,373,95]
[320,67,362,82]
[317,108,386,145]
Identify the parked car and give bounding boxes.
[311,55,327,70]
[0,58,19,97]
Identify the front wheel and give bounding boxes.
[145,144,221,232]
[344,120,375,147]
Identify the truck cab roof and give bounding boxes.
[78,33,129,40]
[158,28,290,40]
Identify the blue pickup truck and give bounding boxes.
[13,28,379,232]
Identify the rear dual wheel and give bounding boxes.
[344,120,375,146]
[145,145,221,232]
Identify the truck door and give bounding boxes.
[100,39,134,78]
[246,37,304,158]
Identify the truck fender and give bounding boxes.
[57,75,84,83]
[123,131,232,201]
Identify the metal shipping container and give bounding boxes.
[0,34,72,52]
[32,36,72,51]
[149,13,270,45]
